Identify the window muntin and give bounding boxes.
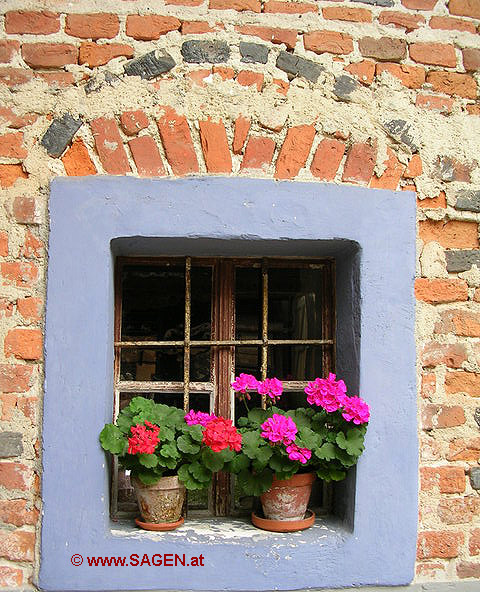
[113,256,335,517]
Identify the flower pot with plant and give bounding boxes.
[99,396,242,530]
[225,373,370,532]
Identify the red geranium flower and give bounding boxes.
[202,417,242,453]
[128,421,160,455]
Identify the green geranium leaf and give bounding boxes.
[296,426,318,450]
[269,454,291,473]
[237,468,273,496]
[177,435,200,455]
[218,447,235,462]
[315,467,346,482]
[228,453,250,473]
[136,471,162,485]
[242,431,263,460]
[202,447,225,472]
[187,424,204,442]
[315,442,337,461]
[159,443,179,459]
[336,429,365,457]
[237,417,249,427]
[247,408,268,426]
[138,453,159,468]
[99,424,126,455]
[190,462,212,483]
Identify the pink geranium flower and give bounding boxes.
[286,442,312,464]
[231,374,260,400]
[304,373,347,412]
[340,396,370,425]
[184,410,217,427]
[257,378,283,403]
[260,414,297,445]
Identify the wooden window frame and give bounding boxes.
[112,256,335,517]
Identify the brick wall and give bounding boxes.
[0,0,480,588]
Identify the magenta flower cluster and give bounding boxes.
[184,410,217,427]
[260,414,312,464]
[304,373,370,425]
[231,374,283,403]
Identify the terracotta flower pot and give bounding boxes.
[131,475,185,524]
[260,472,315,521]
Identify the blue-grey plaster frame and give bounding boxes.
[41,176,417,592]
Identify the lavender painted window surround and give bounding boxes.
[41,176,417,592]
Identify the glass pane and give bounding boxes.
[121,264,185,341]
[120,348,183,381]
[189,393,211,414]
[120,391,184,410]
[273,389,309,411]
[268,345,323,381]
[191,266,212,341]
[235,267,262,340]
[268,268,324,340]
[235,346,261,378]
[190,347,211,382]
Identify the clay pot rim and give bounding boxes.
[271,472,316,488]
[251,509,315,532]
[135,517,184,531]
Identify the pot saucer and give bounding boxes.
[135,516,184,531]
[251,509,315,532]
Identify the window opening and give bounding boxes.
[112,257,335,518]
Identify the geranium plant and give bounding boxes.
[99,397,241,490]
[224,373,370,496]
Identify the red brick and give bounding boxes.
[5,328,42,361]
[0,463,32,492]
[125,15,181,40]
[21,43,77,69]
[463,48,480,72]
[417,531,463,559]
[376,62,426,89]
[210,0,261,11]
[419,219,478,248]
[236,70,263,91]
[370,148,404,190]
[0,365,33,393]
[79,42,133,67]
[0,566,22,588]
[5,10,60,34]
[421,373,436,399]
[21,230,42,259]
[430,15,477,34]
[128,136,166,177]
[198,119,232,173]
[213,66,235,80]
[359,37,406,61]
[188,69,211,87]
[310,138,345,181]
[0,67,32,87]
[422,342,467,368]
[417,191,447,209]
[415,278,468,304]
[467,104,480,116]
[445,371,480,396]
[379,11,425,31]
[0,529,34,561]
[61,139,96,176]
[344,60,375,85]
[0,500,38,527]
[0,132,27,159]
[0,164,27,188]
[265,1,317,13]
[415,562,444,578]
[436,309,480,337]
[427,71,477,99]
[422,404,466,430]
[416,94,454,113]
[447,437,480,461]
[236,25,297,50]
[120,111,149,136]
[241,136,275,171]
[90,118,131,175]
[421,466,465,493]
[457,562,480,578]
[470,529,480,555]
[232,116,250,154]
[304,31,353,55]
[273,78,289,95]
[410,43,457,68]
[402,0,437,7]
[1,394,37,423]
[0,299,13,318]
[449,0,480,18]
[342,143,376,185]
[0,233,7,258]
[181,21,215,34]
[275,125,316,180]
[17,297,42,323]
[166,0,203,4]
[157,107,199,176]
[1,262,37,288]
[322,7,371,22]
[0,108,37,129]
[65,13,119,40]
[12,196,38,224]
[35,71,74,87]
[404,154,422,179]
[0,41,20,63]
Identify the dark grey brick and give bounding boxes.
[455,190,480,213]
[41,114,82,158]
[0,432,23,458]
[475,408,480,428]
[333,75,358,101]
[276,51,324,83]
[124,50,175,80]
[181,40,230,64]
[85,71,121,95]
[383,119,418,152]
[446,250,480,273]
[240,42,269,64]
[352,0,394,6]
[470,467,480,490]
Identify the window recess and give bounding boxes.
[112,256,335,518]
